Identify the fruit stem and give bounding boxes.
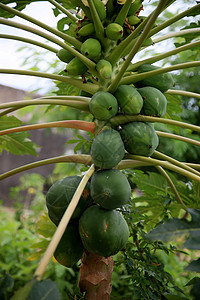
[0,3,82,50]
[124,154,200,183]
[0,34,59,53]
[0,120,95,136]
[156,130,200,148]
[165,89,200,100]
[108,0,169,93]
[48,0,78,22]
[120,61,200,86]
[34,164,95,281]
[0,69,99,95]
[0,18,97,72]
[153,151,200,177]
[87,0,106,48]
[0,154,92,181]
[110,114,200,133]
[114,0,132,26]
[127,40,200,72]
[156,166,188,212]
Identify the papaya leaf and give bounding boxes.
[146,208,200,250]
[185,258,200,272]
[10,280,35,300]
[27,279,61,300]
[0,273,14,298]
[0,115,23,130]
[0,1,38,18]
[36,213,56,238]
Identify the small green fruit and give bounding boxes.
[105,23,123,41]
[93,0,106,20]
[81,38,101,59]
[56,48,74,63]
[78,23,95,36]
[96,59,112,79]
[65,57,88,76]
[128,15,141,26]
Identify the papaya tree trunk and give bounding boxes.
[78,251,114,299]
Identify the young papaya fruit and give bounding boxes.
[93,0,106,21]
[128,15,141,26]
[96,59,112,79]
[91,129,125,169]
[105,23,124,41]
[138,86,167,117]
[128,0,143,16]
[81,38,102,59]
[90,169,131,210]
[120,122,159,157]
[135,64,175,93]
[89,91,118,120]
[54,222,84,268]
[114,85,143,115]
[65,57,88,76]
[46,176,92,226]
[79,205,129,257]
[78,22,95,36]
[56,48,74,63]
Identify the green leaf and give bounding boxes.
[0,273,14,297]
[10,280,35,300]
[0,115,23,130]
[27,279,61,300]
[185,258,200,272]
[36,213,56,238]
[147,208,200,250]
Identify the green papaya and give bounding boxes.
[81,38,102,59]
[138,86,167,117]
[79,205,129,257]
[128,15,141,26]
[114,85,143,115]
[90,169,131,210]
[54,222,84,267]
[46,176,92,226]
[128,0,143,16]
[142,37,154,47]
[78,22,94,36]
[89,91,118,121]
[105,23,124,41]
[65,57,88,76]
[96,59,112,79]
[91,129,125,169]
[120,122,159,157]
[56,48,74,63]
[93,0,106,21]
[135,64,175,93]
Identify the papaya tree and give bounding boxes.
[0,0,200,299]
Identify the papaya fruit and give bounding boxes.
[90,169,131,210]
[114,85,143,115]
[120,122,159,157]
[128,15,141,26]
[79,205,129,257]
[56,48,74,63]
[65,57,88,76]
[54,222,84,268]
[91,129,125,169]
[96,59,112,79]
[78,22,94,36]
[128,0,143,16]
[138,86,167,117]
[93,0,106,21]
[46,176,92,226]
[105,23,124,41]
[81,38,101,59]
[89,91,118,121]
[135,64,175,93]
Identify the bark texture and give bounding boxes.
[78,251,114,300]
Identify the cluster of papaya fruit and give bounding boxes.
[48,0,175,267]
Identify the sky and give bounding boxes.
[0,1,58,94]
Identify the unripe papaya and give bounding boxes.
[91,129,125,169]
[105,23,123,41]
[128,0,143,16]
[142,37,154,47]
[65,57,88,76]
[81,38,101,59]
[93,0,106,21]
[90,169,131,210]
[54,222,84,268]
[89,91,118,120]
[128,15,141,26]
[96,59,112,79]
[120,122,159,157]
[138,86,167,117]
[114,85,143,115]
[135,64,175,93]
[78,22,94,36]
[56,48,74,63]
